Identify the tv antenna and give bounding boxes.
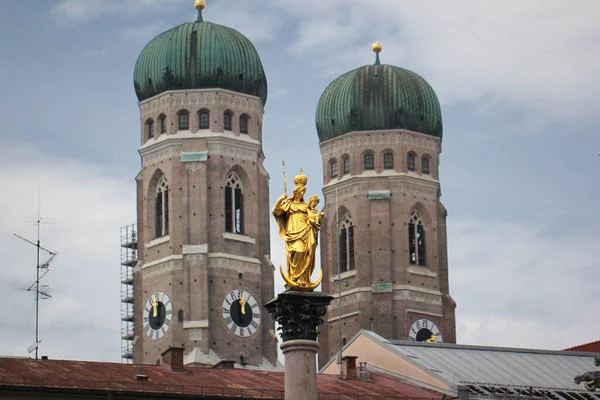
[15,198,57,360]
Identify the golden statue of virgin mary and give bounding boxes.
[272,170,325,291]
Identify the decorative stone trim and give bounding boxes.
[319,129,440,153]
[145,235,170,249]
[331,269,357,282]
[140,257,183,278]
[183,244,208,254]
[141,254,183,270]
[183,320,209,329]
[142,145,182,164]
[406,309,443,318]
[327,310,360,323]
[407,266,438,277]
[223,232,256,244]
[208,252,261,264]
[392,285,442,296]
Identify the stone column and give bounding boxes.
[265,291,333,400]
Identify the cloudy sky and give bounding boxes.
[1,0,599,363]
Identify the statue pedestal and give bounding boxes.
[265,290,333,400]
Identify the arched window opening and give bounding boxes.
[407,154,416,171]
[383,152,394,169]
[147,120,154,139]
[224,111,232,131]
[199,110,210,129]
[343,157,351,174]
[422,157,430,175]
[408,210,426,266]
[155,176,169,238]
[364,154,374,170]
[239,115,248,134]
[339,214,355,272]
[178,111,189,131]
[331,160,338,178]
[158,114,167,134]
[225,173,244,234]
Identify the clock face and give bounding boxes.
[408,318,443,343]
[143,291,173,340]
[221,289,260,337]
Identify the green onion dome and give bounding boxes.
[134,1,268,105]
[316,42,442,142]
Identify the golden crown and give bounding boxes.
[294,170,308,186]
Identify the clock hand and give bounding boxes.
[239,293,246,315]
[152,297,158,318]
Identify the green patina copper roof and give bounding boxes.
[134,11,267,104]
[316,62,442,142]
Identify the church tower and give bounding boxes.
[131,1,277,368]
[316,43,456,367]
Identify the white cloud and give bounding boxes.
[0,143,134,361]
[449,219,600,350]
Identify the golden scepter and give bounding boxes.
[282,159,287,194]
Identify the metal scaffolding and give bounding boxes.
[120,224,137,363]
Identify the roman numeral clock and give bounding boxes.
[408,318,443,343]
[143,291,173,341]
[222,289,261,337]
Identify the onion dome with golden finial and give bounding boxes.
[315,42,443,142]
[134,0,268,104]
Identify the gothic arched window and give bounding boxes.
[407,153,416,171]
[364,153,374,170]
[178,111,189,131]
[339,214,355,272]
[199,110,210,129]
[383,152,394,169]
[239,115,249,134]
[155,176,169,238]
[422,157,430,175]
[408,210,426,266]
[331,160,338,178]
[343,156,351,174]
[158,114,167,134]
[225,173,244,234]
[146,119,154,139]
[223,111,232,131]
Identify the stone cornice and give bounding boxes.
[322,175,439,202]
[319,129,441,154]
[138,88,264,117]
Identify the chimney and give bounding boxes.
[161,346,184,370]
[213,360,236,369]
[358,362,368,381]
[457,384,470,400]
[342,356,358,380]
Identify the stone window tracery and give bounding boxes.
[225,173,244,234]
[339,214,355,272]
[155,176,169,238]
[408,210,426,266]
[178,111,189,131]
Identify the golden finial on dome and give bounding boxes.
[372,41,383,54]
[195,0,206,10]
[372,41,383,65]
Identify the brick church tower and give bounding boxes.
[130,1,277,368]
[316,43,456,367]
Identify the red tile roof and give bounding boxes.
[0,357,440,399]
[565,340,600,353]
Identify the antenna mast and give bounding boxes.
[15,196,57,360]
